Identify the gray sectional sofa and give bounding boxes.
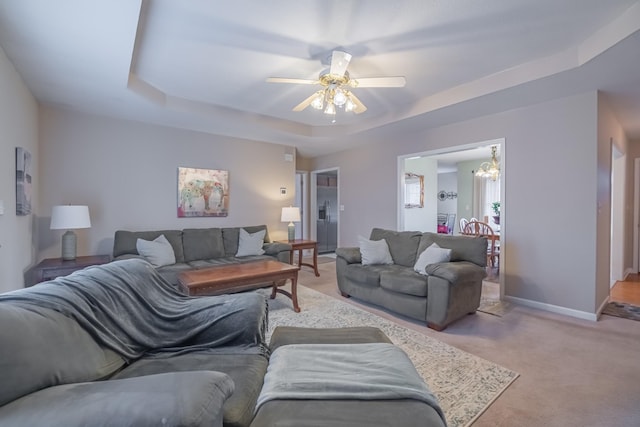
[0,258,447,427]
[0,259,266,427]
[112,225,291,285]
[336,228,488,330]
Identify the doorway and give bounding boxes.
[397,139,505,298]
[311,168,339,254]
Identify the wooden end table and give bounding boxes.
[28,255,111,286]
[177,260,301,312]
[278,239,320,277]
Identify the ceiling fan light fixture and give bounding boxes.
[311,93,324,110]
[344,96,355,112]
[333,89,347,106]
[324,102,336,115]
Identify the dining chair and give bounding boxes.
[462,220,500,267]
[446,213,456,234]
[459,218,468,234]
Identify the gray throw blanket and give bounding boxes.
[0,259,268,360]
[256,343,446,425]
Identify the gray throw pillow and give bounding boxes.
[136,234,176,267]
[414,243,452,275]
[358,236,394,265]
[236,229,266,256]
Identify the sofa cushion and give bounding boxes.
[358,236,393,265]
[113,230,185,263]
[222,225,270,256]
[370,228,422,267]
[0,304,126,407]
[343,264,389,285]
[380,267,429,297]
[182,228,225,262]
[113,353,268,427]
[236,229,266,256]
[135,234,176,267]
[414,243,452,275]
[418,232,488,267]
[0,371,233,427]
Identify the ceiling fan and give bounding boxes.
[266,50,406,118]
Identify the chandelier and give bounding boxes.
[476,145,500,181]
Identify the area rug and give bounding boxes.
[258,285,519,427]
[602,301,640,321]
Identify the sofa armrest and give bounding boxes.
[263,242,292,256]
[335,247,362,264]
[425,261,486,283]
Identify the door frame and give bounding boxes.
[397,138,506,299]
[294,170,309,240]
[310,167,340,246]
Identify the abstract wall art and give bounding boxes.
[177,167,229,217]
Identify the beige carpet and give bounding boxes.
[259,285,519,427]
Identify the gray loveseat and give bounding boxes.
[336,228,488,330]
[112,225,291,285]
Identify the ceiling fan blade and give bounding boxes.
[329,50,352,77]
[351,76,406,88]
[266,77,317,85]
[292,92,321,112]
[348,93,367,114]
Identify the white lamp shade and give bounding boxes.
[281,206,301,223]
[50,205,92,230]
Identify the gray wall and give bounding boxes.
[403,156,437,232]
[37,107,297,261]
[312,91,621,316]
[0,46,39,292]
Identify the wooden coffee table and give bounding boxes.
[177,260,301,312]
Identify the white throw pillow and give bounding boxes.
[358,236,394,265]
[136,234,176,267]
[414,242,452,275]
[236,228,266,257]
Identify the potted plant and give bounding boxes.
[491,202,500,225]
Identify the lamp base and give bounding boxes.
[288,223,296,242]
[61,230,77,261]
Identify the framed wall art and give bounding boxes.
[16,147,32,215]
[177,167,229,217]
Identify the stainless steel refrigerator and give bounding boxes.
[317,176,337,254]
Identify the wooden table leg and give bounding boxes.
[311,243,319,277]
[290,272,300,313]
[271,273,300,312]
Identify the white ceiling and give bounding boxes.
[1,0,639,158]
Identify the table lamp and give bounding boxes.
[50,205,92,260]
[281,206,301,242]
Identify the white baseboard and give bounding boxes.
[623,268,635,280]
[504,296,599,322]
